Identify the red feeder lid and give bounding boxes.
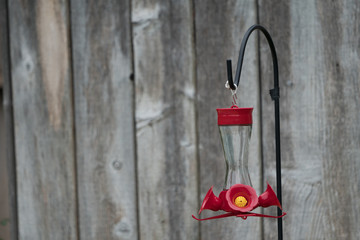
[217,106,253,125]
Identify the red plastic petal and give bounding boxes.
[258,183,282,209]
[219,190,233,212]
[224,184,259,212]
[199,186,222,214]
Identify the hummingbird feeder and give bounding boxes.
[192,25,286,240]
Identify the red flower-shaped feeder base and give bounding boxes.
[193,183,286,221]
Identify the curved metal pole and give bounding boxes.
[227,24,283,240]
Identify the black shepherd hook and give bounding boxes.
[227,24,283,240]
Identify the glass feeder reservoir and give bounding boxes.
[217,106,253,190]
[193,25,285,226]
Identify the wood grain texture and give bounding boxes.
[0,92,11,240]
[195,1,262,239]
[259,0,360,239]
[5,1,360,239]
[8,0,77,239]
[1,1,18,239]
[71,0,137,239]
[0,0,12,239]
[132,0,198,239]
[0,0,5,90]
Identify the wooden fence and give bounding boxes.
[1,0,359,239]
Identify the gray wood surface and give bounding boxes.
[8,0,77,239]
[194,1,262,239]
[3,0,360,239]
[259,0,360,239]
[71,0,138,239]
[132,0,198,239]
[0,0,14,239]
[0,93,11,240]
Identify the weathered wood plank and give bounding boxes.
[259,0,360,239]
[195,1,262,239]
[0,0,15,239]
[71,0,137,239]
[132,0,198,239]
[0,91,11,240]
[0,0,6,93]
[8,0,77,239]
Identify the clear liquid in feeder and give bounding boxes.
[217,106,253,190]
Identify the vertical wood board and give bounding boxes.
[194,0,262,239]
[259,0,360,239]
[0,0,13,239]
[0,94,11,240]
[8,0,77,239]
[132,0,198,239]
[71,0,138,239]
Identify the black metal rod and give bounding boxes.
[226,60,233,87]
[227,24,282,239]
